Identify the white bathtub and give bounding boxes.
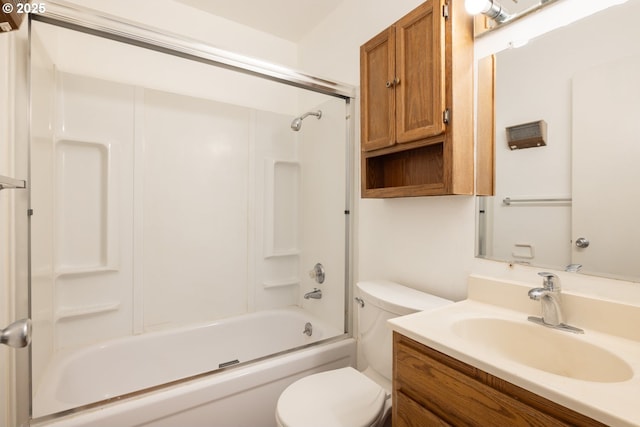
[33,307,355,427]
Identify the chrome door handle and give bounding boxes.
[1,318,32,348]
[575,237,590,248]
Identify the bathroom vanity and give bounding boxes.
[393,332,604,426]
[389,275,640,427]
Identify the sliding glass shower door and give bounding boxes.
[28,11,353,418]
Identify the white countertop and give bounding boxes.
[388,276,640,427]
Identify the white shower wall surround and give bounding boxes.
[33,70,304,341]
[30,67,347,414]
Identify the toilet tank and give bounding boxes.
[356,281,452,381]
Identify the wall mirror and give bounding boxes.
[476,0,640,282]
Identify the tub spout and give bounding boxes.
[304,288,322,300]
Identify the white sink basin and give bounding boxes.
[452,317,633,383]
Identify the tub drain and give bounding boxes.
[303,322,312,336]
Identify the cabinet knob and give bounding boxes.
[385,78,400,88]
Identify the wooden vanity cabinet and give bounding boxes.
[360,0,474,198]
[393,332,607,427]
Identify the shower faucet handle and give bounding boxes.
[308,263,325,284]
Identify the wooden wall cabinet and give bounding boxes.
[0,1,26,32]
[360,0,474,198]
[360,1,445,151]
[393,332,607,427]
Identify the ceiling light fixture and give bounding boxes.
[465,0,512,23]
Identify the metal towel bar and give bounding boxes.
[503,196,571,206]
[0,174,26,190]
[0,174,30,349]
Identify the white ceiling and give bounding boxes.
[174,0,346,42]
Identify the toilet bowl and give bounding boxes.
[275,280,452,427]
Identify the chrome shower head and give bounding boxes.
[290,110,322,131]
[291,117,303,131]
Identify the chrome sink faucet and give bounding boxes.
[528,272,583,333]
[528,272,563,326]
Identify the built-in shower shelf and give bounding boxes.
[55,266,118,278]
[264,250,300,259]
[56,302,121,321]
[0,174,26,190]
[263,278,300,288]
[264,159,300,258]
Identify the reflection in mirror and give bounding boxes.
[470,0,560,35]
[476,0,640,282]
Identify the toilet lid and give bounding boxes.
[276,367,387,427]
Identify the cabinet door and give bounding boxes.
[395,0,445,143]
[360,27,396,151]
[393,333,607,427]
[395,392,452,427]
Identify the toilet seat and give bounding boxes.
[276,367,387,427]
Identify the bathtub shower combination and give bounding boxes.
[34,309,354,427]
[26,3,355,426]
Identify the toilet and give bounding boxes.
[275,280,453,427]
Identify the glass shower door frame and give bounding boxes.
[24,1,355,423]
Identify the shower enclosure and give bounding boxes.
[19,2,354,424]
